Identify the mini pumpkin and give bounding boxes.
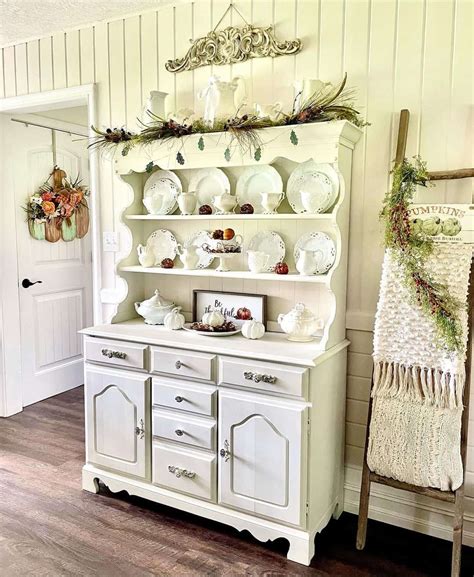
[164,306,185,330]
[275,262,289,275]
[202,309,225,327]
[199,204,213,215]
[240,203,254,214]
[242,319,265,340]
[161,258,175,269]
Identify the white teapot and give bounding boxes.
[137,244,155,268]
[198,75,246,125]
[135,289,175,325]
[177,244,200,270]
[278,303,324,342]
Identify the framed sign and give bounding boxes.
[408,204,473,244]
[193,290,267,325]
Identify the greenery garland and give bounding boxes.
[381,157,464,352]
[89,74,367,162]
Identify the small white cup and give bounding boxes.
[261,192,284,214]
[247,250,270,273]
[177,192,197,215]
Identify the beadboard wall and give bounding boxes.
[0,0,472,543]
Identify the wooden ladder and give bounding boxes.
[356,109,474,577]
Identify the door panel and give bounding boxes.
[218,389,307,526]
[85,366,149,479]
[6,120,92,407]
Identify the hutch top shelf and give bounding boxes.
[113,121,362,174]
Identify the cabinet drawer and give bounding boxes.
[152,378,216,417]
[85,337,148,371]
[152,441,216,501]
[152,408,215,450]
[219,356,308,398]
[150,346,216,383]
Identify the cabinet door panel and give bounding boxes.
[85,366,149,478]
[218,389,307,526]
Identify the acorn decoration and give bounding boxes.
[212,229,224,240]
[199,204,213,215]
[275,262,289,275]
[161,258,175,269]
[240,203,254,215]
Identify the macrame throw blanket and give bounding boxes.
[367,243,472,491]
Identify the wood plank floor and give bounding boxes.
[0,387,473,577]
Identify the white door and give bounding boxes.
[85,366,149,479]
[218,389,307,526]
[6,119,92,407]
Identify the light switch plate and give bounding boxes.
[103,231,119,252]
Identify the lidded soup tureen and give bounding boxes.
[135,289,175,325]
[277,303,324,342]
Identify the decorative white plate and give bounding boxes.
[183,323,241,337]
[247,231,286,272]
[184,230,214,269]
[294,232,336,274]
[189,168,231,213]
[143,170,182,215]
[236,166,283,214]
[287,161,339,214]
[145,229,179,265]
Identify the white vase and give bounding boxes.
[198,76,246,125]
[296,249,318,275]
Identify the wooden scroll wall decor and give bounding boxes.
[165,4,301,73]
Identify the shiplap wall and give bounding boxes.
[1,0,472,543]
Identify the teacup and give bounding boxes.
[247,250,270,273]
[212,193,236,214]
[177,192,197,215]
[260,191,284,214]
[255,102,283,121]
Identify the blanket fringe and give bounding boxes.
[371,359,465,410]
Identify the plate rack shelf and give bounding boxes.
[112,121,362,351]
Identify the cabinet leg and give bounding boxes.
[332,498,344,520]
[82,468,100,493]
[287,533,315,566]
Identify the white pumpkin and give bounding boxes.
[202,309,225,327]
[241,319,265,340]
[164,306,185,330]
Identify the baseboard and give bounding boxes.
[343,465,474,546]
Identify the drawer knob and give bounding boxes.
[101,348,127,360]
[135,418,145,439]
[175,360,183,369]
[219,439,231,462]
[168,465,196,479]
[175,429,184,436]
[243,371,277,384]
[175,395,185,403]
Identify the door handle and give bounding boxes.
[22,278,43,289]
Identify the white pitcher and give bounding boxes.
[137,244,155,268]
[247,250,270,273]
[296,249,319,275]
[142,90,168,121]
[293,79,332,111]
[198,75,246,125]
[177,244,200,270]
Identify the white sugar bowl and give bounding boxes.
[277,303,324,342]
[135,289,175,325]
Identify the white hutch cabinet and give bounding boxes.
[81,121,361,565]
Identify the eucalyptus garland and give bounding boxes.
[381,157,464,352]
